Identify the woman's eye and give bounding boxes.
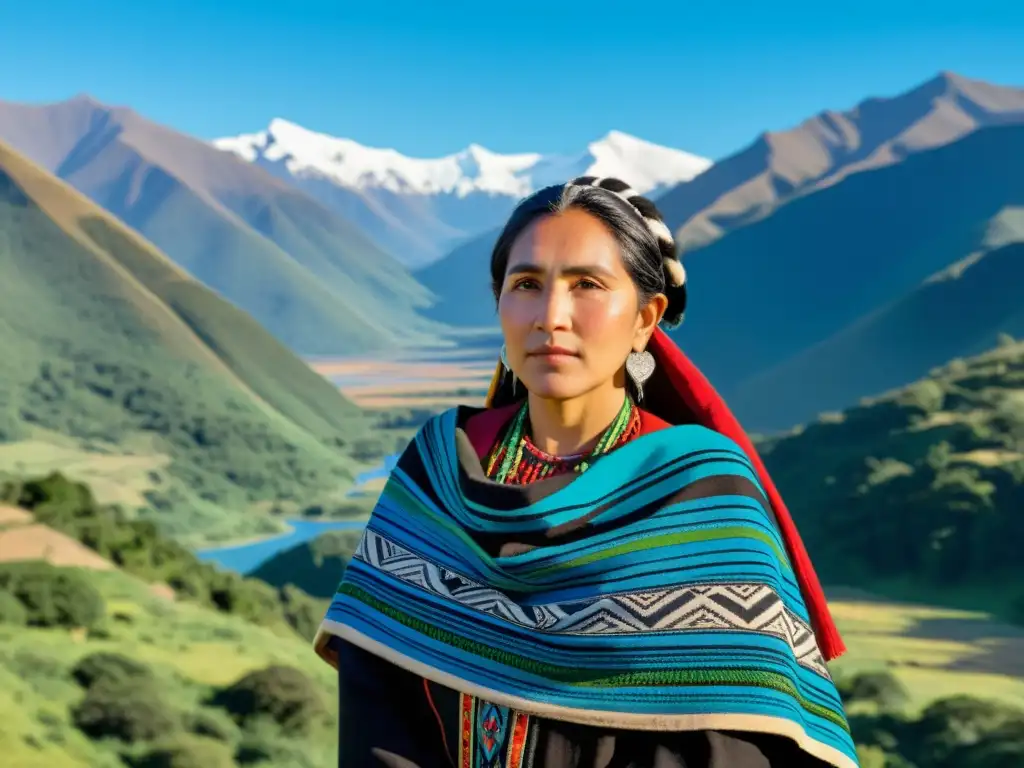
[513,279,539,290]
[576,279,601,290]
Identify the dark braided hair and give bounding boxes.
[489,177,687,328]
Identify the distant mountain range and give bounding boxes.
[416,72,1024,430]
[1,70,1021,435]
[0,137,392,545]
[213,122,712,268]
[0,96,444,356]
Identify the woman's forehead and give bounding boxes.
[510,211,623,268]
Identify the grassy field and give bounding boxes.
[827,589,1024,713]
[0,566,336,768]
[0,431,170,513]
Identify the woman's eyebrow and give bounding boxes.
[506,262,616,278]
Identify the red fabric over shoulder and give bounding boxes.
[647,328,845,660]
[638,408,671,436]
[464,403,519,459]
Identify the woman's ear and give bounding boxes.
[635,293,668,350]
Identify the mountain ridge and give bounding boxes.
[656,70,1024,253]
[213,120,712,267]
[0,96,445,356]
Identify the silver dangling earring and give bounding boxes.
[499,343,517,396]
[625,349,655,402]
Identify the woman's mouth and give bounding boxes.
[528,346,578,360]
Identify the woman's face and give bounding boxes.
[498,208,664,401]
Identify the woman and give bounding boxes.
[314,177,858,768]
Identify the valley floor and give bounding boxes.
[826,587,1024,711]
[313,346,497,409]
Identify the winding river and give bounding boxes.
[194,455,397,574]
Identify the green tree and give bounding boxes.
[72,679,179,743]
[71,651,154,689]
[0,562,105,629]
[839,671,909,711]
[210,664,328,735]
[0,589,27,625]
[911,696,1024,766]
[134,736,236,768]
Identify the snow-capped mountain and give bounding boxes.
[212,120,712,268]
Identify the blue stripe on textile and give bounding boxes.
[420,410,764,527]
[360,507,809,621]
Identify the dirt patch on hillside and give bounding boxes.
[0,506,32,528]
[0,522,114,571]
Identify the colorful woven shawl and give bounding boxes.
[314,406,858,768]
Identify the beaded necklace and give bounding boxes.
[485,396,640,485]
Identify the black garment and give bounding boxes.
[333,637,834,768]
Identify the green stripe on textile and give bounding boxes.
[338,583,847,732]
[529,526,791,577]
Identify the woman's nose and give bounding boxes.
[535,286,572,331]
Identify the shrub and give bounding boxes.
[71,679,179,743]
[207,572,280,625]
[854,745,914,768]
[839,671,909,710]
[71,651,153,689]
[235,733,319,767]
[900,379,946,414]
[182,708,239,743]
[948,724,1024,768]
[278,585,329,642]
[0,562,105,629]
[210,664,328,734]
[0,588,27,625]
[912,696,1024,766]
[134,735,236,768]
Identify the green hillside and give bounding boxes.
[0,471,340,767]
[250,529,362,598]
[761,337,1024,619]
[0,138,403,546]
[0,564,339,768]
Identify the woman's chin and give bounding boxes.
[520,373,589,401]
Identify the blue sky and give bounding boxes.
[1,0,1022,160]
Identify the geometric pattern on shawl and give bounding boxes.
[358,528,832,679]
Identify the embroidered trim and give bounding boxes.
[477,700,512,767]
[459,692,475,768]
[506,712,531,768]
[458,691,531,768]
